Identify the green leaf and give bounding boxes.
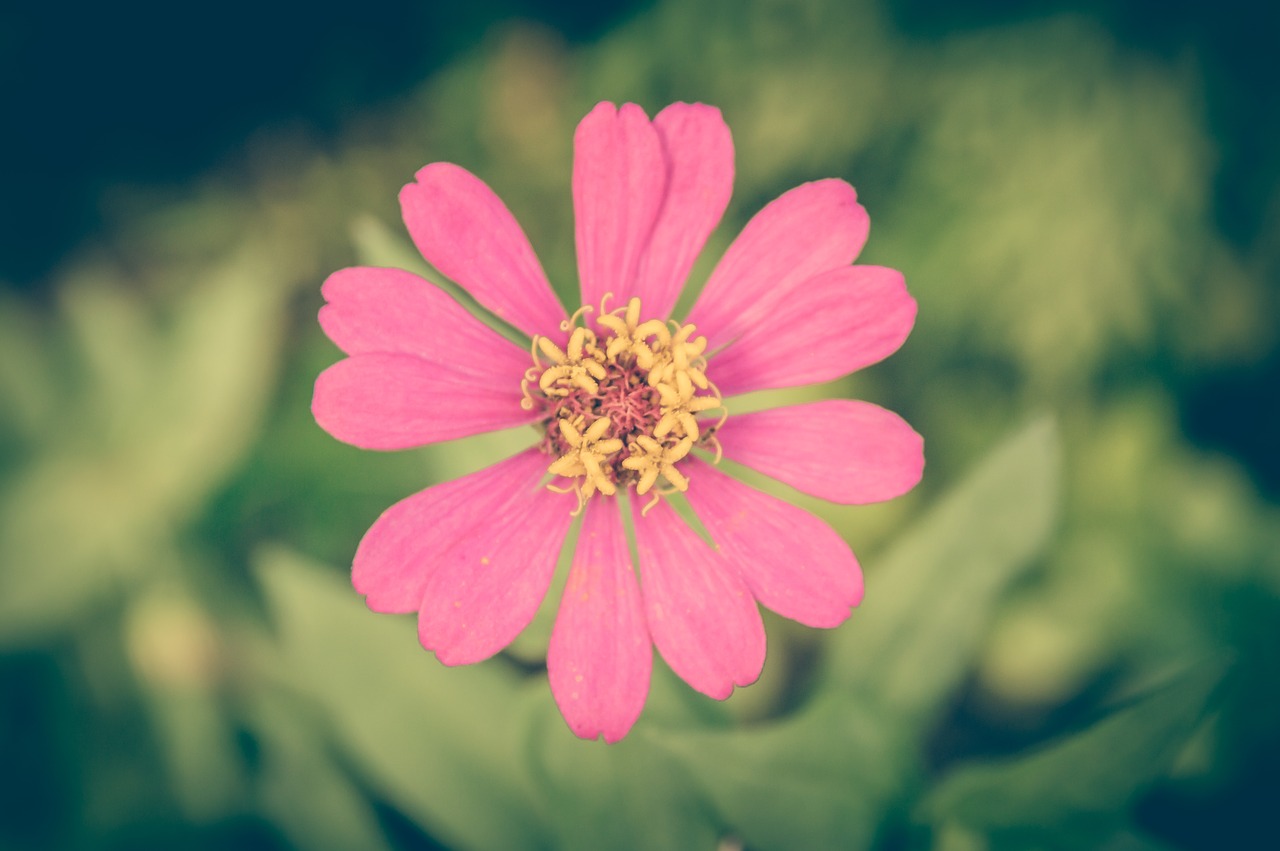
[247,690,393,851]
[254,547,548,851]
[822,416,1062,729]
[526,698,722,851]
[921,661,1222,839]
[931,823,1181,851]
[349,213,434,278]
[0,244,293,645]
[0,295,58,441]
[643,419,1062,851]
[654,695,914,851]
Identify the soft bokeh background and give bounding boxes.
[2,0,1277,848]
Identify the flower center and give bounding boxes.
[521,296,726,512]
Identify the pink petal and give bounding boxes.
[312,352,536,451]
[318,266,531,381]
[353,449,550,614]
[683,459,863,629]
[417,469,576,666]
[713,400,924,504]
[400,163,567,338]
[573,102,668,313]
[709,265,916,396]
[629,103,735,321]
[686,179,869,351]
[630,497,765,699]
[547,498,652,743]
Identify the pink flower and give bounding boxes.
[312,101,923,742]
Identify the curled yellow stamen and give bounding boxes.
[705,433,724,465]
[559,303,595,333]
[519,365,540,410]
[526,295,725,512]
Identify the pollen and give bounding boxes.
[523,295,725,510]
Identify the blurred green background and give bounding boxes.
[2,0,1277,848]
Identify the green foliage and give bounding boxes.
[528,709,723,851]
[824,418,1060,723]
[0,243,295,644]
[922,662,1222,848]
[656,697,909,851]
[256,547,546,851]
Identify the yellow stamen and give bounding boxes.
[549,415,623,506]
[534,329,608,396]
[598,296,670,369]
[537,336,567,363]
[652,370,722,440]
[622,433,693,495]
[706,433,724,465]
[560,303,595,333]
[526,296,725,512]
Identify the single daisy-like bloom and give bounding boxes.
[313,102,923,742]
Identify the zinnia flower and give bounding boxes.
[312,101,923,742]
